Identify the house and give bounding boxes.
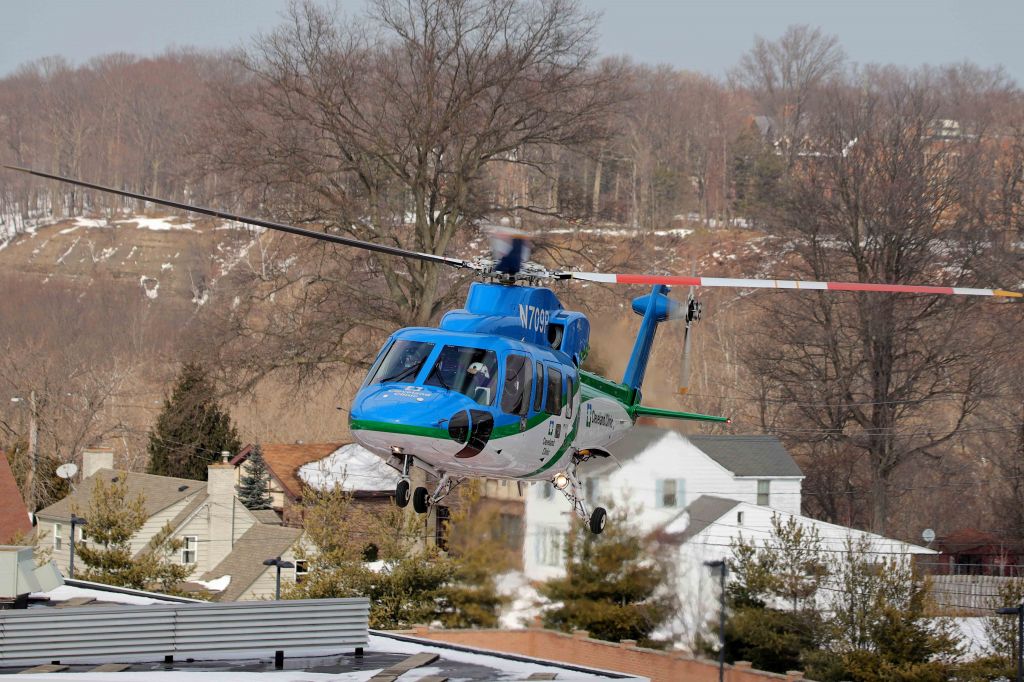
[926,527,1024,576]
[0,450,31,543]
[655,494,937,644]
[34,446,303,601]
[524,427,803,580]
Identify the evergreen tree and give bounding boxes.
[148,362,240,480]
[540,510,675,646]
[236,444,272,510]
[74,476,190,592]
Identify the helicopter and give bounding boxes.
[5,165,1022,534]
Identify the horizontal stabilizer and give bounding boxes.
[630,404,730,424]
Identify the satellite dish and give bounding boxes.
[56,462,79,480]
[922,528,936,544]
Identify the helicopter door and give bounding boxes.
[501,354,533,421]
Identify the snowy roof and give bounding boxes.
[298,443,401,494]
[30,578,200,607]
[233,442,349,500]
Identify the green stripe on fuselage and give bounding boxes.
[522,414,579,478]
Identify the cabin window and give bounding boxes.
[544,367,563,415]
[757,480,770,506]
[425,345,499,406]
[533,362,545,412]
[565,376,574,418]
[501,354,533,416]
[367,340,435,385]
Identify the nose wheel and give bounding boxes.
[413,486,429,514]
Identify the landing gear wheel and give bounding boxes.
[589,507,607,535]
[413,486,429,514]
[395,480,411,508]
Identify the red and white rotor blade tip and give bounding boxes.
[563,272,1023,299]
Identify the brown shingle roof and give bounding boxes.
[36,469,203,521]
[200,523,303,601]
[232,443,344,502]
[0,451,31,542]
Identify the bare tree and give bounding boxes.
[201,0,617,332]
[743,67,1017,534]
[731,24,845,168]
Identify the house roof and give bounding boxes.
[590,426,802,478]
[36,469,202,521]
[201,523,303,602]
[655,495,742,546]
[232,443,346,501]
[0,450,31,543]
[688,435,803,477]
[937,527,1022,554]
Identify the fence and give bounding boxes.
[928,575,1018,615]
[0,598,369,666]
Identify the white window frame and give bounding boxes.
[294,559,309,582]
[53,523,63,551]
[535,526,564,567]
[657,479,683,508]
[757,480,771,506]
[181,535,198,564]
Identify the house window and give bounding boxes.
[435,505,451,551]
[497,513,524,549]
[737,511,744,526]
[294,559,309,583]
[77,526,87,542]
[53,523,63,551]
[757,480,771,506]
[657,479,682,508]
[181,536,198,564]
[535,526,564,567]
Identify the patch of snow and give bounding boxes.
[56,237,81,264]
[496,571,546,629]
[161,262,174,271]
[945,617,991,659]
[31,584,162,606]
[116,217,195,232]
[72,217,111,229]
[192,290,209,306]
[194,575,231,592]
[139,276,159,300]
[298,443,401,492]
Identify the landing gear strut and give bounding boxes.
[554,452,607,535]
[394,454,413,508]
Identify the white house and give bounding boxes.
[524,427,804,581]
[657,495,938,646]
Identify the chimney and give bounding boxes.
[206,451,237,568]
[82,446,115,479]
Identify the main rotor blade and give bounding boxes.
[3,166,474,270]
[559,271,1023,299]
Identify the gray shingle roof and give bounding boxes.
[36,469,204,521]
[581,426,803,479]
[688,435,803,477]
[201,524,302,602]
[659,495,742,546]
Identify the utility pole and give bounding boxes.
[14,391,40,511]
[705,558,727,682]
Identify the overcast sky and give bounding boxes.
[1,0,1021,83]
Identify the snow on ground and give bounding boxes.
[298,443,401,492]
[947,617,992,659]
[194,575,231,592]
[30,584,164,606]
[496,571,547,629]
[542,226,692,239]
[139,276,159,300]
[116,217,195,231]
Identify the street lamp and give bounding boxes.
[69,514,88,579]
[998,602,1024,682]
[263,557,295,600]
[704,559,728,682]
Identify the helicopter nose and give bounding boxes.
[449,409,494,459]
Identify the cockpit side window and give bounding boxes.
[565,376,574,419]
[501,354,533,416]
[425,345,499,406]
[367,340,435,386]
[545,366,563,415]
[533,362,545,412]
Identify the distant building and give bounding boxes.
[34,447,302,601]
[0,450,31,543]
[927,527,1024,576]
[524,427,803,581]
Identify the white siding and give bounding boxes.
[176,504,211,578]
[237,545,302,601]
[131,496,195,557]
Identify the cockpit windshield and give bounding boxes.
[425,345,499,406]
[367,340,435,385]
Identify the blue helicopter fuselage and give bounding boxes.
[349,282,637,480]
